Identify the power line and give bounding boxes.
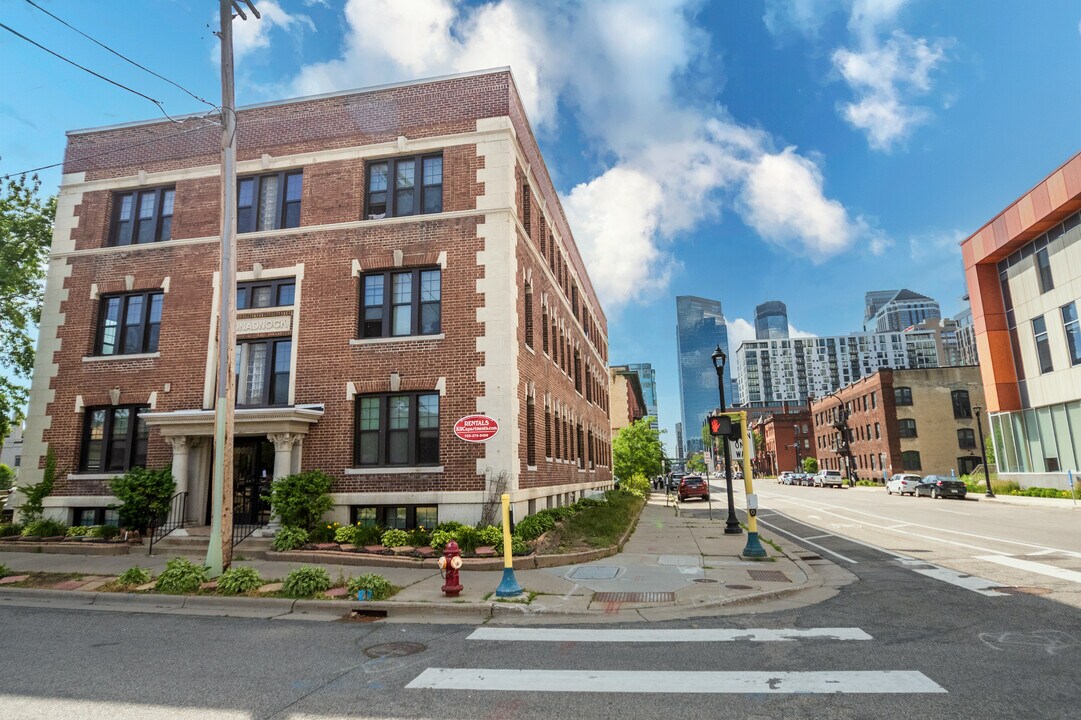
[22,0,219,113]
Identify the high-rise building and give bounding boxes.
[624,363,658,429]
[954,294,979,367]
[863,290,941,332]
[755,300,790,339]
[961,151,1081,490]
[675,423,684,463]
[676,296,732,456]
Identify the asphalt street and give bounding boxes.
[0,485,1078,719]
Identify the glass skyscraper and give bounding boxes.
[676,296,732,456]
[626,363,658,429]
[755,300,790,339]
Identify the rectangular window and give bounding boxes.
[1033,315,1054,374]
[898,419,917,438]
[1036,247,1054,293]
[110,187,174,245]
[237,172,302,233]
[350,505,437,530]
[236,338,291,406]
[526,396,536,466]
[354,392,439,467]
[95,291,163,356]
[545,406,552,459]
[541,307,549,354]
[957,428,976,449]
[72,507,120,527]
[81,405,149,472]
[894,387,913,406]
[902,451,922,471]
[871,391,877,409]
[237,278,295,309]
[524,286,534,349]
[360,268,441,338]
[365,154,442,219]
[1062,302,1081,366]
[951,390,972,419]
[874,422,880,439]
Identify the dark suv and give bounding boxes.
[678,475,710,502]
[913,475,968,499]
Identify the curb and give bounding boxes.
[0,542,132,556]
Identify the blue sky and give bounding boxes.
[2,0,1079,450]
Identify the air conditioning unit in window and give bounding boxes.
[367,213,386,220]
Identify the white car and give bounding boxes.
[886,473,922,496]
[813,469,844,488]
[778,471,794,485]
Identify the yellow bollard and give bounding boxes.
[739,410,767,558]
[495,493,523,597]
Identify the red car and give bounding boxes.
[678,475,710,502]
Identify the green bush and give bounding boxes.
[855,480,879,487]
[334,525,358,544]
[575,497,603,509]
[544,505,577,521]
[347,573,394,600]
[353,524,384,547]
[434,521,464,533]
[495,535,530,556]
[66,525,92,537]
[621,472,652,498]
[429,529,454,553]
[455,526,480,554]
[89,525,120,540]
[380,529,410,547]
[21,518,67,537]
[282,566,331,598]
[272,526,309,552]
[408,528,431,548]
[0,523,21,538]
[217,567,263,595]
[18,447,56,524]
[109,467,175,533]
[0,563,11,578]
[513,513,554,542]
[155,558,208,594]
[117,566,152,587]
[263,471,334,531]
[477,525,502,547]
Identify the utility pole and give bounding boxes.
[206,0,259,576]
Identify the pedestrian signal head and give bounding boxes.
[708,415,731,437]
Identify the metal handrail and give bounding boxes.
[148,491,188,555]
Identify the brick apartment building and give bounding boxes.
[811,367,985,481]
[17,69,613,530]
[757,409,811,476]
[608,365,647,434]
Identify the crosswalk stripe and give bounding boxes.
[976,555,1081,584]
[468,627,873,642]
[406,669,946,694]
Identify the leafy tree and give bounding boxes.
[108,467,175,533]
[984,435,996,466]
[687,453,707,473]
[264,470,333,530]
[0,175,56,442]
[18,446,55,523]
[753,430,765,452]
[612,416,663,482]
[0,464,14,491]
[802,457,819,474]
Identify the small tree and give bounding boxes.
[687,453,707,473]
[0,464,14,492]
[612,417,663,482]
[984,434,996,466]
[109,467,175,533]
[264,470,333,530]
[18,446,56,523]
[802,457,819,474]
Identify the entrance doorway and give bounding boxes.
[205,437,274,526]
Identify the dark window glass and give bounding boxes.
[237,279,295,310]
[894,387,913,406]
[236,338,291,407]
[359,268,440,338]
[898,419,917,438]
[110,186,175,245]
[958,428,976,449]
[354,392,440,467]
[902,451,922,471]
[365,154,442,219]
[524,286,533,348]
[80,405,148,472]
[237,172,302,233]
[96,291,163,356]
[526,395,536,466]
[1036,248,1054,293]
[1062,302,1081,366]
[1033,315,1054,374]
[951,390,971,418]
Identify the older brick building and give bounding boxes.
[608,365,647,434]
[758,409,811,476]
[18,69,612,530]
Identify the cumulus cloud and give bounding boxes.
[225,0,315,62]
[281,0,877,308]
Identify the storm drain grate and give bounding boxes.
[748,570,791,583]
[593,592,674,603]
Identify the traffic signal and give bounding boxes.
[707,414,731,437]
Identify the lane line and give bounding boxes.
[754,518,858,563]
[802,533,833,540]
[976,555,1081,585]
[468,628,873,643]
[407,669,947,694]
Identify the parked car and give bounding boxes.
[667,472,686,491]
[886,473,922,496]
[678,474,710,502]
[814,469,844,488]
[778,471,794,485]
[913,475,968,499]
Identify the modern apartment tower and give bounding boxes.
[755,301,790,339]
[675,296,732,456]
[863,289,941,332]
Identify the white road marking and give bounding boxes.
[1026,549,1058,556]
[754,519,858,563]
[976,555,1081,585]
[407,669,947,694]
[803,533,833,540]
[468,627,873,643]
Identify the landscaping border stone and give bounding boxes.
[0,541,131,556]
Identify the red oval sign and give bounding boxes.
[453,414,499,443]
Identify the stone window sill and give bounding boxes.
[350,334,445,346]
[82,352,160,363]
[66,473,119,481]
[344,466,444,475]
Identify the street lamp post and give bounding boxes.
[825,391,857,485]
[974,405,994,498]
[711,346,742,535]
[792,424,802,472]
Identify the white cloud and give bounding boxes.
[726,318,757,356]
[789,323,818,338]
[225,0,315,62]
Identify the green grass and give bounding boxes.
[545,492,645,552]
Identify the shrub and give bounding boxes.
[575,497,603,509]
[264,471,334,531]
[66,525,93,537]
[309,522,337,543]
[334,525,358,544]
[117,566,152,587]
[18,447,56,524]
[282,566,331,598]
[21,518,67,537]
[477,525,502,547]
[455,526,480,554]
[513,513,554,542]
[429,529,454,553]
[495,535,530,556]
[434,521,464,533]
[0,523,22,538]
[273,526,309,552]
[0,563,11,578]
[353,524,384,547]
[620,472,651,498]
[217,567,263,595]
[347,573,394,600]
[855,480,879,487]
[381,529,410,547]
[408,528,431,548]
[109,467,175,533]
[89,525,120,540]
[155,558,208,594]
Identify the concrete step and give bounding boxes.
[149,527,271,560]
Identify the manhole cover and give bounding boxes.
[998,586,1052,596]
[748,570,791,583]
[693,578,719,584]
[725,584,753,590]
[363,642,427,658]
[569,565,621,580]
[593,591,674,603]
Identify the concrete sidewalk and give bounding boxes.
[0,493,828,623]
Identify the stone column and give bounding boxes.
[262,432,297,536]
[164,436,191,496]
[290,436,303,475]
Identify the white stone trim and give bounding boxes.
[43,495,117,507]
[82,352,160,363]
[63,474,118,482]
[349,333,445,346]
[344,466,445,475]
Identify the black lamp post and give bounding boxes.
[974,405,994,497]
[792,424,802,472]
[711,345,742,535]
[826,390,857,485]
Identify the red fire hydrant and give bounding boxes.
[439,540,463,597]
